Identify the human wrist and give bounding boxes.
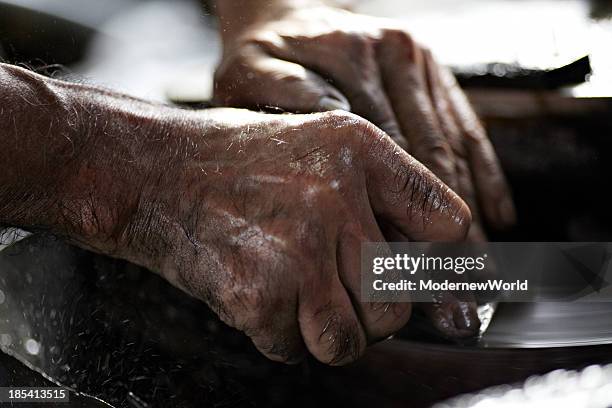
[0,64,201,256]
[0,64,89,234]
[54,88,206,255]
[215,0,327,44]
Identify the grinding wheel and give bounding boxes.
[1,234,612,408]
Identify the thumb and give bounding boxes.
[214,51,350,113]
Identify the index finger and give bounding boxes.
[360,121,471,242]
[440,67,516,229]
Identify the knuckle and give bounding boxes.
[327,31,373,52]
[316,108,362,125]
[349,33,377,60]
[219,279,271,330]
[381,29,418,59]
[356,120,395,158]
[294,216,327,252]
[382,28,414,46]
[306,110,369,148]
[421,139,453,157]
[321,31,377,71]
[330,112,384,151]
[299,180,341,206]
[292,186,346,240]
[414,139,454,170]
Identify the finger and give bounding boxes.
[360,122,471,242]
[298,258,367,366]
[419,48,463,192]
[361,209,478,337]
[217,271,307,364]
[247,301,307,364]
[376,30,458,190]
[214,45,350,113]
[260,36,407,148]
[337,217,412,341]
[364,215,479,336]
[416,293,480,338]
[439,65,516,228]
[456,158,488,242]
[341,75,407,150]
[420,50,487,241]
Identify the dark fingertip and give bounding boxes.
[264,350,306,365]
[316,96,351,112]
[434,312,454,333]
[453,301,480,333]
[426,299,480,338]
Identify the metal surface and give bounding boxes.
[480,302,612,348]
[0,349,112,408]
[1,234,612,408]
[0,228,30,252]
[476,303,497,338]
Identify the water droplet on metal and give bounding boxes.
[25,338,41,355]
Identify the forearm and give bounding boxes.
[0,64,197,250]
[0,63,84,231]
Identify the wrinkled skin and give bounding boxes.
[214,4,514,332]
[214,5,516,242]
[94,109,472,365]
[0,62,474,366]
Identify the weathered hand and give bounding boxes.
[94,109,471,365]
[0,64,471,365]
[214,4,515,240]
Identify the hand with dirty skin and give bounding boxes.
[0,64,472,365]
[213,0,514,334]
[214,0,516,240]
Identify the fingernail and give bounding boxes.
[436,313,453,332]
[498,196,517,226]
[317,96,350,112]
[454,303,473,330]
[454,301,480,333]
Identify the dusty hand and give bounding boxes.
[95,109,471,365]
[214,5,515,240]
[0,64,472,365]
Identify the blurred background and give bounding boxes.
[0,0,611,101]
